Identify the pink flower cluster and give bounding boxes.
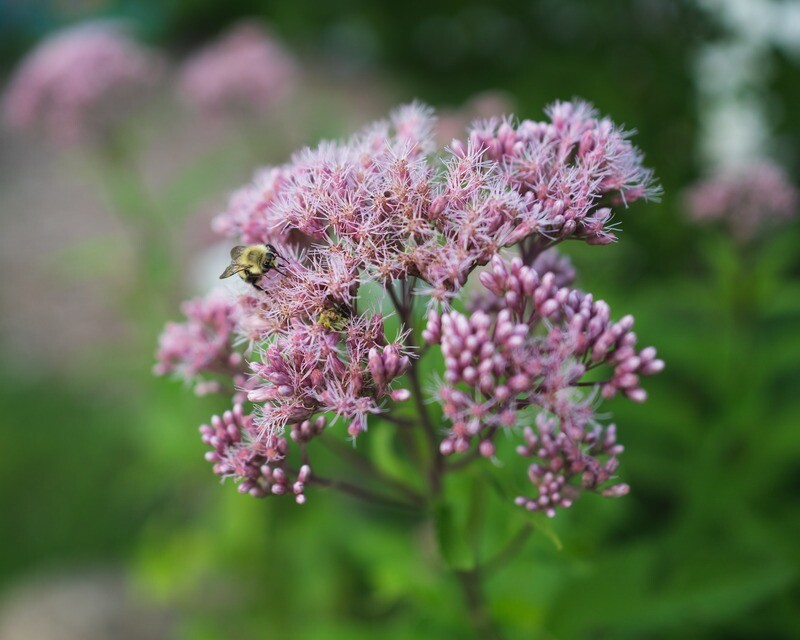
[684,161,798,241]
[212,101,657,305]
[178,20,297,117]
[424,255,663,512]
[247,317,412,440]
[157,101,660,512]
[201,404,311,502]
[2,22,162,145]
[462,101,659,254]
[154,291,243,396]
[514,415,628,517]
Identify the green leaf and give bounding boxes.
[546,539,796,637]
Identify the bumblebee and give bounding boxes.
[219,244,286,290]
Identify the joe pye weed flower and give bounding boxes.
[177,20,297,118]
[684,160,798,243]
[2,21,162,146]
[156,100,663,627]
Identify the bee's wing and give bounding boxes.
[230,245,246,259]
[219,262,244,279]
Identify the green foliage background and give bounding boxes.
[1,1,799,638]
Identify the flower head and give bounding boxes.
[157,101,660,510]
[426,255,662,513]
[178,20,297,117]
[684,160,798,241]
[2,21,162,145]
[154,290,245,396]
[514,415,628,517]
[201,404,311,502]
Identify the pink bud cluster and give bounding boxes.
[178,20,297,117]
[424,255,663,513]
[157,102,660,508]
[465,249,576,315]
[684,161,798,241]
[200,404,310,502]
[514,415,628,517]
[2,22,162,145]
[531,249,576,288]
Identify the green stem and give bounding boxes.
[318,434,425,505]
[387,280,444,495]
[95,134,175,320]
[307,472,420,511]
[483,524,534,577]
[380,413,426,468]
[407,363,443,492]
[455,568,504,640]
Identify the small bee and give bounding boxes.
[317,299,352,332]
[219,244,286,290]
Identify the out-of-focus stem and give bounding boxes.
[318,434,425,505]
[519,235,555,264]
[385,284,406,324]
[307,472,420,511]
[406,363,443,493]
[96,134,175,319]
[380,414,414,428]
[483,524,533,577]
[572,380,610,387]
[381,413,426,468]
[455,568,504,640]
[387,280,444,495]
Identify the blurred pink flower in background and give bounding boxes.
[177,20,298,118]
[684,160,798,242]
[2,22,163,146]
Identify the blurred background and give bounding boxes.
[1,1,799,638]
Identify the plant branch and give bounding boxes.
[455,568,504,640]
[386,283,406,317]
[406,354,445,494]
[387,280,444,495]
[318,434,425,504]
[306,472,420,511]
[446,448,482,471]
[379,413,414,428]
[571,380,610,387]
[483,524,534,577]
